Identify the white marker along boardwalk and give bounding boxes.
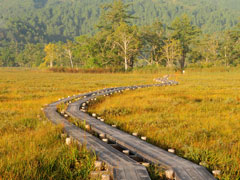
[44,97,150,180]
[45,81,216,180]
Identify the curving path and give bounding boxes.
[45,81,216,180]
[44,94,150,180]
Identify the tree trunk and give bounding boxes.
[50,52,53,67]
[180,53,186,70]
[124,55,128,71]
[124,41,128,71]
[129,56,134,68]
[50,60,53,68]
[68,49,73,68]
[152,46,157,64]
[224,46,228,66]
[166,47,171,67]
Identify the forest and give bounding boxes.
[0,0,239,70]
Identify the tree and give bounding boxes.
[219,27,240,66]
[43,43,58,67]
[92,31,119,67]
[74,35,92,67]
[98,0,134,32]
[6,18,46,44]
[93,0,136,69]
[140,21,166,65]
[0,46,16,67]
[63,40,74,68]
[197,33,219,64]
[161,39,182,67]
[227,22,240,66]
[113,22,141,71]
[16,43,45,67]
[0,41,19,67]
[171,14,201,70]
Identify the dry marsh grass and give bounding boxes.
[1,68,239,179]
[89,70,240,180]
[0,69,101,180]
[0,68,161,179]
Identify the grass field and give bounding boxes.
[88,70,240,180]
[0,68,160,179]
[1,68,239,180]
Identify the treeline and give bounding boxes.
[0,0,240,70]
[0,0,240,42]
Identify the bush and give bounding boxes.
[48,67,123,73]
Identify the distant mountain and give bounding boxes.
[0,0,239,42]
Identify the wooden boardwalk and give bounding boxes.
[65,82,216,180]
[44,96,150,180]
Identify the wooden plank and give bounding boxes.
[66,83,216,180]
[44,104,150,180]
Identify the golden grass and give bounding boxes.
[2,68,239,179]
[0,69,102,179]
[89,70,240,180]
[0,68,162,179]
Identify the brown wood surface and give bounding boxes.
[65,82,216,180]
[44,97,150,180]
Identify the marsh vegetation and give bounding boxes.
[88,69,240,179]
